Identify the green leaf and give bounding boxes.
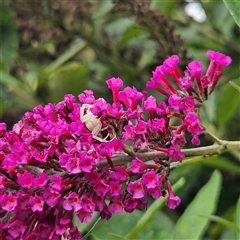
[92,1,114,20]
[136,212,174,240]
[105,18,135,43]
[47,62,88,103]
[0,70,40,109]
[229,80,240,92]
[172,170,222,239]
[216,79,240,127]
[90,211,143,240]
[137,41,156,70]
[125,178,185,239]
[236,196,240,240]
[107,233,127,240]
[150,0,178,15]
[200,214,240,233]
[201,156,240,175]
[117,24,142,48]
[223,0,240,27]
[39,39,86,85]
[171,155,240,175]
[0,3,19,71]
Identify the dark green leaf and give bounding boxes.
[40,39,86,85]
[47,62,88,103]
[151,0,178,15]
[201,156,240,175]
[172,171,222,239]
[236,196,240,240]
[92,1,114,20]
[223,0,240,27]
[105,18,135,43]
[216,79,240,127]
[200,214,240,233]
[0,4,19,71]
[117,25,142,48]
[0,70,40,109]
[229,80,240,92]
[90,211,143,240]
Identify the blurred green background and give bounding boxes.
[0,1,239,239]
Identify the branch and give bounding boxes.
[97,140,240,169]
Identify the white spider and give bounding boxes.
[80,104,107,142]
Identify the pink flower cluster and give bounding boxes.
[0,51,231,239]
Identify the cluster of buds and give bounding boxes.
[0,51,231,239]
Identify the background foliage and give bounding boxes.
[1,0,239,239]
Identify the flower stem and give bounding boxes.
[97,140,240,168]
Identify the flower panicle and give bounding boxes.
[0,50,231,239]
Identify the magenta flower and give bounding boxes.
[81,196,95,213]
[144,96,157,111]
[171,133,187,146]
[134,120,149,135]
[151,118,165,132]
[78,90,95,104]
[144,95,157,120]
[0,122,6,135]
[168,145,185,162]
[192,134,201,146]
[163,55,180,74]
[147,186,162,199]
[127,181,145,199]
[50,175,63,191]
[168,94,182,110]
[1,192,18,211]
[85,171,100,186]
[187,61,203,77]
[17,171,34,189]
[108,199,124,214]
[142,171,159,189]
[131,158,145,174]
[33,172,48,188]
[119,86,143,110]
[94,179,110,197]
[124,197,138,213]
[2,156,17,172]
[180,97,195,112]
[166,180,181,209]
[106,77,123,103]
[68,226,82,240]
[179,76,193,91]
[59,153,81,174]
[150,65,177,94]
[43,187,60,207]
[146,79,170,97]
[111,166,128,181]
[77,209,93,223]
[109,181,122,196]
[29,195,44,212]
[63,192,82,212]
[0,176,5,188]
[122,125,135,140]
[79,155,94,173]
[111,139,124,152]
[184,112,199,125]
[187,119,204,136]
[207,50,232,66]
[8,221,27,239]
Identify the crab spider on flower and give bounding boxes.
[80,104,108,142]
